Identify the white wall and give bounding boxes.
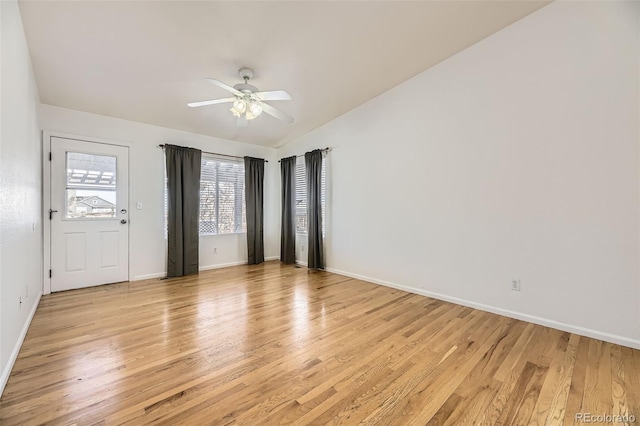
[39,104,279,281]
[278,1,640,348]
[0,0,43,393]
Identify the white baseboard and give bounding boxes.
[200,257,280,271]
[296,260,308,267]
[1,292,42,396]
[131,272,166,281]
[132,257,281,281]
[199,260,248,271]
[325,267,640,350]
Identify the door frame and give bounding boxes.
[42,131,133,295]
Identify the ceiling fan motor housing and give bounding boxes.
[233,83,259,93]
[235,68,257,93]
[187,67,294,125]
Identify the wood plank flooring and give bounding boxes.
[1,261,638,425]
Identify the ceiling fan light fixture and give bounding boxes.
[189,68,294,127]
[230,98,262,121]
[232,98,246,113]
[249,101,263,117]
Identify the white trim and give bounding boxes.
[41,130,135,149]
[296,260,308,267]
[42,131,51,294]
[131,257,281,281]
[325,266,640,350]
[42,131,132,295]
[199,260,249,271]
[0,292,42,396]
[131,272,166,281]
[200,257,280,271]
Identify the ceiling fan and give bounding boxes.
[187,67,294,127]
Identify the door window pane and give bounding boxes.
[66,152,117,219]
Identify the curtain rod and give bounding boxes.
[278,147,331,162]
[158,144,268,162]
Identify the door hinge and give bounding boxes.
[49,269,52,278]
[49,152,52,161]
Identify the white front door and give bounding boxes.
[49,136,129,292]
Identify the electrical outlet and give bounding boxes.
[511,279,521,291]
[301,245,305,252]
[213,248,217,254]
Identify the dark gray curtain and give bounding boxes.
[165,144,202,278]
[305,150,324,269]
[280,156,297,264]
[244,157,265,265]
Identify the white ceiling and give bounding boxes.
[18,1,549,148]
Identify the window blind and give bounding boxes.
[295,156,325,233]
[200,156,246,234]
[165,155,246,236]
[295,158,307,232]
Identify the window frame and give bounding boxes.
[164,154,246,237]
[294,156,326,235]
[295,158,308,234]
[199,155,246,235]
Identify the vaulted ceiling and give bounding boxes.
[18,1,549,147]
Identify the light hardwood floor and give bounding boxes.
[1,261,638,425]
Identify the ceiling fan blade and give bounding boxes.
[205,78,243,96]
[187,97,235,108]
[261,103,294,124]
[253,90,292,101]
[236,116,248,127]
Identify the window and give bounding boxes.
[295,156,325,233]
[165,155,246,235]
[295,159,307,232]
[199,157,246,234]
[65,152,117,219]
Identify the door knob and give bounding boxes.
[120,219,127,224]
